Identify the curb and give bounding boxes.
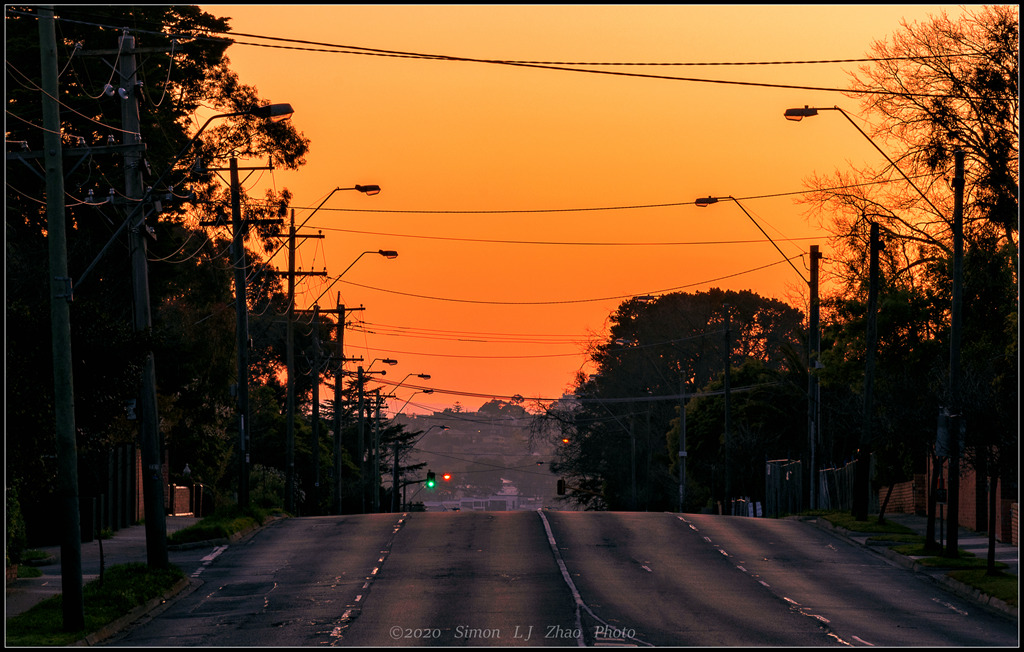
[74,576,192,646]
[814,518,1018,621]
[70,515,285,644]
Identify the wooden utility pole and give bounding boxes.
[311,304,321,513]
[945,150,965,557]
[315,300,364,514]
[853,222,882,521]
[201,160,280,508]
[723,304,732,511]
[121,31,168,568]
[807,245,822,510]
[277,209,324,513]
[39,5,85,631]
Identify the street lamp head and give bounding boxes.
[355,184,381,195]
[784,106,818,122]
[695,196,720,207]
[422,389,434,394]
[249,103,294,122]
[383,358,399,365]
[417,374,431,380]
[378,250,399,259]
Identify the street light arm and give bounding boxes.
[309,249,398,307]
[296,183,379,232]
[787,105,945,218]
[728,197,808,284]
[697,196,808,284]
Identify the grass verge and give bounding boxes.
[5,562,185,647]
[948,569,1018,607]
[167,504,276,545]
[815,510,1017,611]
[6,505,280,646]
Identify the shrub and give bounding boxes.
[6,483,28,566]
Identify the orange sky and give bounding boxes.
[199,4,966,415]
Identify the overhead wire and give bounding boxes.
[10,7,993,100]
[336,256,799,306]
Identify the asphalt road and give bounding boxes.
[106,511,1018,647]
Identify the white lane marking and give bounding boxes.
[931,597,969,616]
[191,544,228,577]
[537,510,655,648]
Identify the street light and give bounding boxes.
[400,424,449,510]
[309,250,398,308]
[694,196,806,283]
[386,384,434,512]
[785,104,965,537]
[293,183,382,233]
[696,194,821,510]
[783,105,943,217]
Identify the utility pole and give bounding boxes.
[373,389,382,513]
[201,160,281,508]
[334,299,347,514]
[39,5,84,630]
[853,222,882,521]
[120,31,168,569]
[945,150,965,557]
[723,304,732,512]
[677,378,687,513]
[357,366,366,513]
[310,304,322,514]
[314,300,363,514]
[277,209,325,513]
[393,437,401,512]
[807,245,822,510]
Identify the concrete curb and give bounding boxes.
[58,517,284,645]
[74,576,192,646]
[814,517,1018,621]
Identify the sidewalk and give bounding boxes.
[5,515,201,619]
[815,511,1018,619]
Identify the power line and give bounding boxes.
[308,226,821,248]
[11,8,992,100]
[252,175,925,221]
[336,257,799,306]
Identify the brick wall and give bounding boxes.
[1011,503,1019,547]
[880,458,1018,546]
[878,475,926,514]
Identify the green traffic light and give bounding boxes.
[426,470,436,489]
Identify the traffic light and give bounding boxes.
[557,479,566,495]
[442,472,452,482]
[426,471,436,489]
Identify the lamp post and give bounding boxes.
[279,185,381,514]
[696,195,820,510]
[384,384,433,513]
[785,105,963,537]
[401,424,449,510]
[357,358,397,512]
[73,102,294,519]
[224,106,295,511]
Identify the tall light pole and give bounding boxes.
[785,105,962,530]
[696,195,819,509]
[357,358,397,512]
[189,103,296,511]
[388,386,432,513]
[280,186,381,514]
[74,92,292,515]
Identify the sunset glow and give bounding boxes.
[203,4,968,414]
